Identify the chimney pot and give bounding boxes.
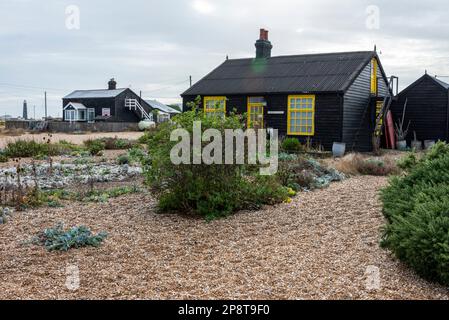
[108,78,117,90]
[255,28,272,59]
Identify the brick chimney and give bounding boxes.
[255,28,273,59]
[108,78,117,90]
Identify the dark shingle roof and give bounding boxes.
[64,88,127,99]
[182,51,376,96]
[432,76,449,90]
[145,100,181,114]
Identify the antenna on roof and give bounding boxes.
[374,44,377,52]
[425,69,428,75]
[226,55,229,60]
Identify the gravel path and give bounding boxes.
[1,176,448,300]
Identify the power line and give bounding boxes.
[140,79,190,95]
[0,82,68,92]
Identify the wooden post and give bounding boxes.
[44,91,47,120]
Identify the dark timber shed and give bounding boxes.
[182,29,392,152]
[390,74,449,145]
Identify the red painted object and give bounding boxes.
[385,111,396,149]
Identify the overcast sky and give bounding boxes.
[1,0,448,118]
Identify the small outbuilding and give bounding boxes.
[390,74,449,144]
[145,100,181,123]
[63,79,153,123]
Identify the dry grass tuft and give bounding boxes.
[335,153,401,177]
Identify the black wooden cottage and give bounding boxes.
[182,29,393,151]
[63,79,153,123]
[390,74,449,144]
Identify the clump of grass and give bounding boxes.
[81,185,141,202]
[101,137,138,150]
[83,139,106,156]
[41,185,142,206]
[2,139,80,160]
[335,154,400,176]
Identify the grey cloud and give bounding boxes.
[0,0,448,117]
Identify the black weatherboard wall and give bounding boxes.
[390,74,449,144]
[183,53,390,151]
[115,89,152,122]
[63,88,152,122]
[343,60,389,151]
[184,93,344,150]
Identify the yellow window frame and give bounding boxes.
[287,95,315,136]
[247,97,265,128]
[371,58,378,95]
[204,96,226,117]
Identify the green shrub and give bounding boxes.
[128,147,147,163]
[138,129,158,144]
[142,97,288,220]
[381,142,449,285]
[83,139,105,156]
[98,137,136,150]
[0,151,8,163]
[33,223,107,252]
[4,140,48,158]
[281,138,303,153]
[117,154,130,165]
[81,185,141,203]
[397,152,418,171]
[3,139,79,159]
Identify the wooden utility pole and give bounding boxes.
[44,91,48,120]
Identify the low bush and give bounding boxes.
[2,139,79,159]
[128,147,147,164]
[99,137,137,150]
[4,140,51,158]
[117,154,130,165]
[0,150,8,163]
[81,185,141,203]
[158,174,288,220]
[281,138,303,153]
[396,152,418,171]
[381,141,449,285]
[42,186,141,205]
[335,154,400,176]
[83,139,105,156]
[33,223,107,252]
[143,97,288,220]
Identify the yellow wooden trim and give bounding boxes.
[247,97,264,128]
[287,94,315,136]
[371,58,378,95]
[204,96,226,115]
